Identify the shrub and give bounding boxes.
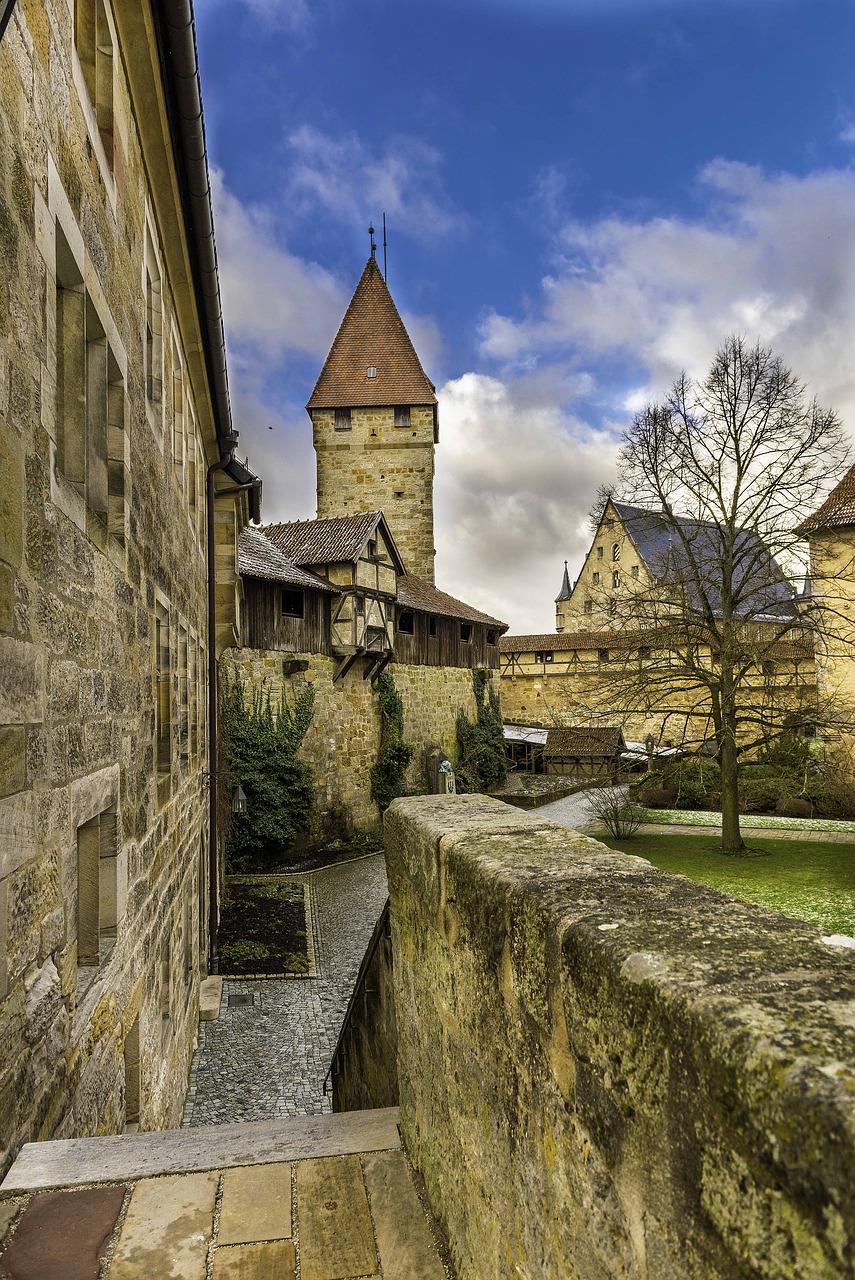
[221,674,315,871]
[775,796,814,819]
[455,669,507,794]
[737,773,793,814]
[639,785,678,809]
[813,773,855,819]
[586,786,646,837]
[370,673,415,812]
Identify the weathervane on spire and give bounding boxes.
[369,224,377,259]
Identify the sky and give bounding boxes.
[196,0,855,634]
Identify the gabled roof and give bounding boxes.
[307,257,437,410]
[238,527,337,592]
[262,512,406,574]
[398,574,508,629]
[798,464,855,534]
[544,727,626,757]
[610,501,797,619]
[555,560,572,602]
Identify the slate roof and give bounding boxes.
[398,574,508,629]
[544,727,626,757]
[555,560,572,602]
[307,257,437,410]
[611,501,797,619]
[261,512,405,573]
[798,465,855,534]
[237,527,337,592]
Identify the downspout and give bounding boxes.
[0,0,18,43]
[206,438,237,975]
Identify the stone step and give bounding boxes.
[0,1107,402,1193]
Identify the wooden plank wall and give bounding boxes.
[392,611,501,669]
[242,580,333,655]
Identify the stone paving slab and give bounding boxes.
[0,1109,401,1193]
[0,1113,448,1279]
[0,1187,126,1280]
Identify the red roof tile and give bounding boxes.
[307,257,437,409]
[798,464,855,533]
[398,574,508,628]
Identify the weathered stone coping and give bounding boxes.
[385,794,855,1280]
[0,1109,401,1192]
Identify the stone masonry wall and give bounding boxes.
[222,650,493,831]
[313,405,436,581]
[385,795,855,1280]
[0,1,219,1173]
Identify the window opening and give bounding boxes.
[460,623,472,643]
[398,610,414,635]
[282,589,304,618]
[394,406,411,428]
[334,407,352,431]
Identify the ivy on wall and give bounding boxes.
[455,669,507,795]
[221,673,315,870]
[370,672,415,812]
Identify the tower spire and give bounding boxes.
[555,559,572,602]
[369,224,377,260]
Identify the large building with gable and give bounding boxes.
[226,253,506,829]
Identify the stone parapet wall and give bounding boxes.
[222,651,492,830]
[385,794,855,1279]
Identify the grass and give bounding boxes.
[219,878,309,975]
[599,833,855,935]
[638,808,855,833]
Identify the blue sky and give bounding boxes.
[197,0,855,632]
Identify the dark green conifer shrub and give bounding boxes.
[370,672,415,812]
[455,669,507,794]
[221,674,315,870]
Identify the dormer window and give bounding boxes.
[367,366,377,380]
[335,407,351,431]
[394,406,411,428]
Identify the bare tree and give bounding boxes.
[588,336,850,854]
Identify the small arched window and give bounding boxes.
[612,543,620,561]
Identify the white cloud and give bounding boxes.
[211,170,348,365]
[480,160,855,434]
[434,372,619,633]
[236,0,309,28]
[286,127,468,242]
[840,123,855,145]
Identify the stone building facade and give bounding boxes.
[0,0,255,1173]
[503,499,815,751]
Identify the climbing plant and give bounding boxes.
[220,673,315,871]
[370,672,415,812]
[455,668,507,794]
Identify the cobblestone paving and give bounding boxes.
[183,853,389,1126]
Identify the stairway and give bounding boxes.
[0,1108,449,1279]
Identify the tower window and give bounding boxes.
[367,366,377,379]
[335,407,352,431]
[398,610,414,635]
[282,589,304,618]
[394,406,411,428]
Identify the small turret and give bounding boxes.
[555,559,572,631]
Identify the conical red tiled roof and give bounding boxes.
[798,464,855,534]
[307,257,437,409]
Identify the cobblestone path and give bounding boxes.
[183,853,389,1127]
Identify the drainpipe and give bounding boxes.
[206,437,237,975]
[0,0,17,43]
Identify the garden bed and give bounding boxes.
[219,877,311,976]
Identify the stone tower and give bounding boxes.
[307,255,439,582]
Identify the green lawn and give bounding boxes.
[599,834,855,935]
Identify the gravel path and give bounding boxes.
[533,788,602,831]
[183,853,389,1126]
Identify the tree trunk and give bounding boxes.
[719,726,745,855]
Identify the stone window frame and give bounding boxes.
[144,213,164,434]
[48,164,129,560]
[155,594,172,799]
[71,765,125,1002]
[71,0,117,203]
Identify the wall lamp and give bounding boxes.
[202,772,247,815]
